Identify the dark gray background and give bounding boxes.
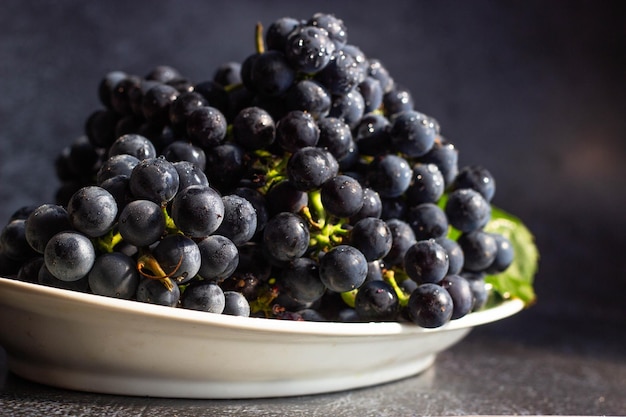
[1,0,625,415]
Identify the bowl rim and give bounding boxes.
[0,276,524,337]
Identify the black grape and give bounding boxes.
[214,195,258,246]
[88,252,139,299]
[171,185,224,238]
[129,157,180,205]
[404,239,449,284]
[118,199,166,247]
[320,175,364,218]
[43,231,95,282]
[406,283,453,328]
[319,245,368,293]
[196,235,239,280]
[181,281,225,313]
[67,186,118,238]
[262,212,310,263]
[349,217,392,262]
[354,280,399,322]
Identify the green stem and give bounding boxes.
[255,22,265,54]
[94,228,123,253]
[383,269,411,307]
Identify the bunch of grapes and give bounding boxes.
[0,13,516,328]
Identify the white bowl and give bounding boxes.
[0,276,523,399]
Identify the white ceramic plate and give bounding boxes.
[0,276,523,399]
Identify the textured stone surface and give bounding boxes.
[1,0,625,415]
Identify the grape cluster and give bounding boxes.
[0,13,515,328]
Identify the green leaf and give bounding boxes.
[483,206,539,306]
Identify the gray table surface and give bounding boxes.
[1,1,625,415]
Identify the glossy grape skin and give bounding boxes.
[88,252,139,299]
[249,50,296,98]
[321,175,364,218]
[129,157,180,205]
[213,62,242,87]
[353,113,391,156]
[380,197,407,220]
[350,187,382,222]
[284,79,331,119]
[196,235,239,280]
[367,59,394,94]
[328,89,365,129]
[118,199,166,247]
[145,65,182,83]
[366,154,412,198]
[485,233,514,274]
[67,186,118,237]
[194,80,229,118]
[232,187,269,235]
[163,140,207,171]
[383,218,417,268]
[108,133,156,160]
[265,16,301,51]
[405,163,445,206]
[173,161,210,191]
[110,74,142,116]
[404,239,449,284]
[285,25,336,74]
[452,165,496,202]
[182,281,226,313]
[462,271,489,311]
[100,175,132,214]
[0,219,38,261]
[44,231,95,282]
[417,137,459,187]
[38,263,90,292]
[215,195,258,246]
[358,76,383,113]
[316,48,365,95]
[86,109,120,149]
[276,110,320,152]
[136,277,180,307]
[141,83,179,124]
[407,283,453,328]
[152,234,201,285]
[319,245,368,293]
[349,217,392,262]
[168,91,207,131]
[186,106,228,149]
[307,13,347,48]
[436,237,465,275]
[287,147,338,191]
[383,85,414,117]
[24,204,72,254]
[354,280,399,322]
[440,274,474,320]
[316,117,353,161]
[405,203,449,241]
[390,110,436,157]
[262,212,310,263]
[457,230,498,272]
[279,257,326,304]
[222,291,251,317]
[96,154,140,185]
[232,107,276,151]
[265,180,308,216]
[98,70,127,109]
[171,185,224,238]
[445,188,492,233]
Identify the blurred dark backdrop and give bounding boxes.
[1,0,625,325]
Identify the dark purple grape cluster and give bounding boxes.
[0,13,515,328]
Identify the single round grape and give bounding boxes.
[316,48,365,95]
[249,50,296,98]
[307,13,347,48]
[110,74,142,116]
[284,79,331,119]
[354,280,399,322]
[353,113,392,156]
[44,231,95,282]
[181,281,225,314]
[319,245,368,293]
[67,186,118,237]
[417,137,459,187]
[316,117,353,161]
[320,175,364,218]
[404,239,449,284]
[367,58,395,94]
[232,106,276,151]
[358,76,383,113]
[173,160,210,191]
[100,175,132,214]
[328,88,365,129]
[98,70,127,109]
[445,188,492,233]
[171,185,224,238]
[145,65,182,83]
[350,187,382,222]
[285,25,336,74]
[162,140,207,171]
[405,203,449,241]
[279,257,326,304]
[287,147,338,191]
[366,154,412,198]
[390,110,436,157]
[85,109,120,149]
[383,85,414,117]
[440,274,474,320]
[265,16,301,51]
[222,291,251,317]
[462,271,489,311]
[452,165,496,202]
[25,204,72,254]
[262,212,310,263]
[88,252,139,299]
[186,106,228,148]
[265,180,308,216]
[196,235,239,280]
[349,217,392,262]
[118,199,166,247]
[213,61,242,87]
[276,110,320,152]
[108,133,156,160]
[136,277,180,307]
[215,195,258,246]
[168,91,207,130]
[204,143,246,193]
[458,230,498,272]
[405,163,445,206]
[152,234,201,285]
[407,283,453,328]
[486,233,515,274]
[0,219,38,261]
[96,154,140,185]
[129,157,180,205]
[232,187,269,235]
